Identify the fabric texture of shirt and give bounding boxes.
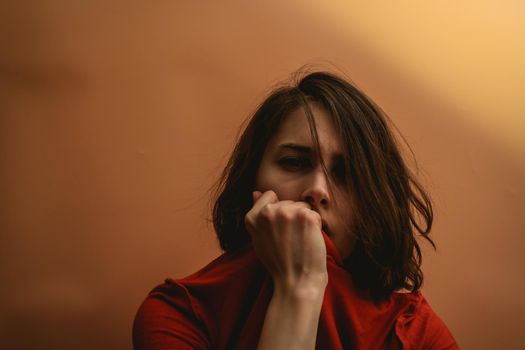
[133,233,458,349]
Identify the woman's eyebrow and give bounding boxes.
[277,143,344,165]
[277,143,312,154]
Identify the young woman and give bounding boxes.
[133,71,458,349]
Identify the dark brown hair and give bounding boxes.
[212,70,434,299]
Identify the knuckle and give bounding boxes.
[267,190,277,199]
[275,206,293,221]
[259,203,274,220]
[263,190,278,203]
[303,209,321,226]
[296,207,310,220]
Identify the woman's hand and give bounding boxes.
[246,190,328,349]
[245,190,328,294]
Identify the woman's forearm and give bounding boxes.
[256,281,326,350]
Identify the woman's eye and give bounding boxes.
[332,159,347,183]
[278,157,310,170]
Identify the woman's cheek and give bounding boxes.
[256,172,298,201]
[269,177,301,201]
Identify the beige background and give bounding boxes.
[1,1,524,349]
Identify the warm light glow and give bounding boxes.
[296,1,525,153]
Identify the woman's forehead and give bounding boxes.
[269,105,343,155]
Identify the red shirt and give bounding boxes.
[133,234,458,349]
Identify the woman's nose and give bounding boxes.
[301,168,330,209]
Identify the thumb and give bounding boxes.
[252,190,263,203]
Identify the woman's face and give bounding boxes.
[255,103,355,259]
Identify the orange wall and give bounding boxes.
[1,2,524,349]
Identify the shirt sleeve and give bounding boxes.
[133,283,212,350]
[395,297,459,350]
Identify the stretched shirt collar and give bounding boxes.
[322,231,344,266]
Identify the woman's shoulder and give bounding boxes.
[178,245,261,284]
[391,291,459,349]
[133,246,269,349]
[139,245,264,313]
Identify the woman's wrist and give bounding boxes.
[272,274,328,304]
[256,276,327,350]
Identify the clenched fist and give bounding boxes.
[245,190,328,294]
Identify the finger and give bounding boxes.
[251,190,279,212]
[290,201,313,210]
[273,200,312,211]
[252,190,263,203]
